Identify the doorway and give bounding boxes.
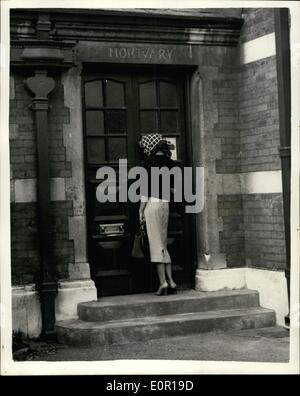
[82,65,195,296]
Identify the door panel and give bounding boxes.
[83,67,194,296]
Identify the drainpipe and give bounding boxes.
[26,70,57,336]
[274,9,291,325]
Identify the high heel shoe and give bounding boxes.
[155,282,168,296]
[167,284,177,295]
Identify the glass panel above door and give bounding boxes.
[140,110,158,133]
[84,80,103,107]
[105,80,125,108]
[106,110,127,134]
[160,110,178,133]
[108,137,127,161]
[87,138,106,163]
[139,81,157,108]
[159,81,178,107]
[86,111,105,135]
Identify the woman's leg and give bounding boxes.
[165,263,176,288]
[154,262,168,295]
[156,263,167,286]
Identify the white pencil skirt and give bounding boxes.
[144,201,171,264]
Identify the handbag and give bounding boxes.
[131,220,150,260]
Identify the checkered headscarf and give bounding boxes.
[139,133,166,156]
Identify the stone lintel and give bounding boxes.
[21,47,64,63]
[10,40,76,69]
[11,9,243,47]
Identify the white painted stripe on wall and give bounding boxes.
[14,171,282,203]
[241,170,282,194]
[13,178,66,203]
[217,170,282,195]
[240,33,276,65]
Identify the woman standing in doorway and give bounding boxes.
[139,133,179,296]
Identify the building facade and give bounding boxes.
[9,8,289,338]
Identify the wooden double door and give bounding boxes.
[83,65,195,296]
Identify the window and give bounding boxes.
[84,78,127,164]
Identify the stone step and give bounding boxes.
[78,289,260,322]
[56,307,276,347]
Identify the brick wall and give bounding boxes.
[214,69,241,174]
[218,195,245,267]
[240,8,275,43]
[215,10,280,175]
[48,78,72,179]
[239,9,286,271]
[10,203,40,284]
[243,194,286,270]
[10,74,38,284]
[10,73,74,285]
[238,8,280,173]
[10,201,74,284]
[216,8,287,271]
[238,56,280,173]
[10,74,36,179]
[9,75,71,179]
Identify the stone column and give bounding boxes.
[54,65,97,322]
[190,69,227,292]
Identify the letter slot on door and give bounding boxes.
[95,223,127,249]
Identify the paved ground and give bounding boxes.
[14,326,289,362]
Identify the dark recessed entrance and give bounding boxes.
[82,65,195,297]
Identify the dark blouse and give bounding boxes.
[143,154,181,200]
